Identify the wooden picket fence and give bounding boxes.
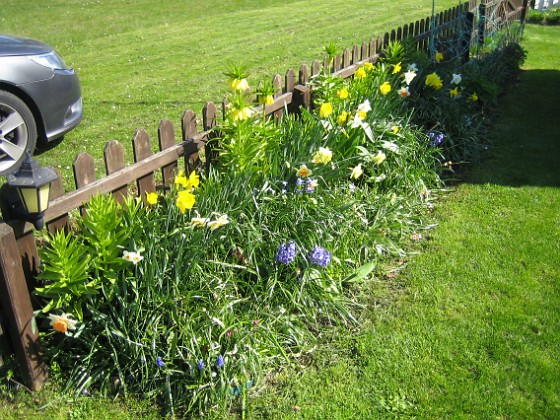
[0,0,528,391]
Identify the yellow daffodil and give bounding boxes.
[296,164,312,178]
[354,67,367,79]
[230,78,250,92]
[312,147,333,164]
[146,192,158,205]
[350,164,363,179]
[450,87,460,98]
[207,214,230,231]
[187,170,200,189]
[373,150,387,165]
[468,92,479,101]
[435,51,444,63]
[425,72,443,90]
[364,62,375,72]
[176,190,196,213]
[398,86,410,98]
[380,82,391,95]
[48,313,78,335]
[319,102,333,118]
[392,62,402,74]
[392,125,400,134]
[337,88,349,100]
[174,170,188,189]
[123,250,144,265]
[337,111,349,125]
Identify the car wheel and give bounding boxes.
[0,90,38,176]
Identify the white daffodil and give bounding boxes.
[48,313,78,335]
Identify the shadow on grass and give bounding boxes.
[464,68,560,188]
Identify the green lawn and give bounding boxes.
[2,0,459,187]
[245,24,560,418]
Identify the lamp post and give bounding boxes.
[6,151,57,230]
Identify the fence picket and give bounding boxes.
[132,129,156,201]
[73,152,96,217]
[104,140,128,204]
[46,169,70,234]
[158,119,177,189]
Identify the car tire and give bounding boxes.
[0,90,37,176]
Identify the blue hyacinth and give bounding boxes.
[156,357,165,368]
[429,132,444,147]
[216,354,224,368]
[275,241,297,264]
[309,246,332,267]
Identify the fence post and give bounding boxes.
[0,223,47,390]
[478,2,486,47]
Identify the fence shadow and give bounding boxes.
[462,68,560,188]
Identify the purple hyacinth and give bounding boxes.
[429,132,444,147]
[305,178,317,194]
[197,360,205,370]
[156,357,165,368]
[275,241,297,264]
[216,354,224,368]
[309,246,332,267]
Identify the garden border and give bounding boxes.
[0,0,527,391]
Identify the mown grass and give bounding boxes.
[244,24,560,419]
[2,0,458,187]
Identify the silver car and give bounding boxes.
[0,34,82,175]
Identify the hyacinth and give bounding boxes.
[156,357,165,368]
[275,241,296,264]
[197,360,205,370]
[312,147,333,164]
[319,102,333,118]
[306,178,318,193]
[425,72,443,90]
[48,313,78,335]
[216,354,224,368]
[379,81,391,95]
[309,246,332,267]
[429,132,445,147]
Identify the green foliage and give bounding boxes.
[526,7,560,25]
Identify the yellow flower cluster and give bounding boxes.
[174,170,200,213]
[425,72,443,90]
[319,102,333,118]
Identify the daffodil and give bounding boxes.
[207,214,230,231]
[373,151,387,165]
[337,111,349,125]
[407,63,418,71]
[312,147,333,164]
[379,82,391,95]
[48,313,78,335]
[398,86,410,97]
[391,125,400,134]
[174,170,188,189]
[449,87,460,98]
[337,88,349,100]
[404,70,416,85]
[296,164,312,178]
[357,99,372,114]
[191,212,210,227]
[425,72,443,90]
[364,62,375,72]
[451,73,462,85]
[186,170,200,189]
[146,192,158,205]
[392,62,402,74]
[354,67,367,79]
[468,92,479,101]
[435,51,444,63]
[319,102,333,118]
[350,164,363,179]
[176,190,196,213]
[123,250,144,265]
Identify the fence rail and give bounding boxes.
[0,0,528,391]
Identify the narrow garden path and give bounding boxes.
[251,24,560,419]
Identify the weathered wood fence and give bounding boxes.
[0,0,528,391]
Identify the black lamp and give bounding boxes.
[6,151,57,230]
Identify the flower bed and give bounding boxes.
[34,30,526,417]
